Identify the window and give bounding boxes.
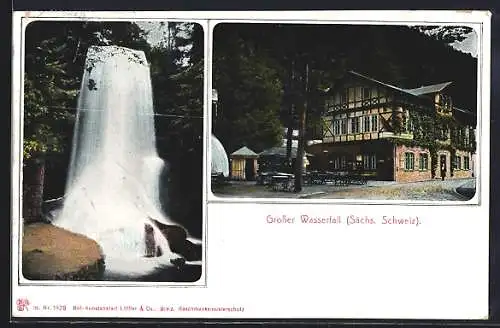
[371,115,378,132]
[440,128,449,140]
[455,156,462,170]
[340,119,347,135]
[355,87,361,101]
[363,116,370,132]
[332,157,340,169]
[363,87,371,100]
[370,154,377,169]
[341,156,347,169]
[333,120,341,135]
[408,118,414,132]
[464,156,470,170]
[442,95,452,110]
[350,117,359,134]
[402,110,410,132]
[404,152,415,170]
[419,153,429,170]
[363,155,370,169]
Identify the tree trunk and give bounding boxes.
[285,113,294,172]
[285,59,295,171]
[294,103,307,192]
[294,62,309,192]
[22,156,46,224]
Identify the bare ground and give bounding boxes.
[213,178,476,201]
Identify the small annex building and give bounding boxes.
[230,146,259,181]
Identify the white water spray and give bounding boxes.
[52,46,179,277]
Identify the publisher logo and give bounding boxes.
[16,298,30,311]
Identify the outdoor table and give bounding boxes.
[331,172,349,186]
[270,175,294,192]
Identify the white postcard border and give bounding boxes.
[11,10,492,320]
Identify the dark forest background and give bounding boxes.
[212,24,478,155]
[23,21,204,238]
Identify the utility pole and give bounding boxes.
[294,61,308,192]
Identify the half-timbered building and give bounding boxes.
[307,71,477,182]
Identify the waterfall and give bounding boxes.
[52,45,180,277]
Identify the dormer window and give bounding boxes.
[439,127,449,140]
[439,94,452,111]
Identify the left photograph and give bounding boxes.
[20,20,204,282]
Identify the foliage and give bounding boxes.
[389,105,476,178]
[213,27,284,153]
[410,26,474,44]
[150,22,204,152]
[24,34,77,160]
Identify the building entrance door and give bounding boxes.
[245,159,255,181]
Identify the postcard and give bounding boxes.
[11,10,491,320]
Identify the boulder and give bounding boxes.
[149,218,202,261]
[182,239,202,262]
[22,223,105,280]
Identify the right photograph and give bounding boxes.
[210,23,479,201]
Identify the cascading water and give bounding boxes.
[52,45,180,278]
[211,135,229,177]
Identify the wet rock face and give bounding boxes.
[181,240,202,262]
[22,223,105,280]
[149,219,202,262]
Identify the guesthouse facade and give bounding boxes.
[306,71,477,182]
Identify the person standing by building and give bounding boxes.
[440,162,447,181]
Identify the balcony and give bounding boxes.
[378,132,413,140]
[323,131,413,143]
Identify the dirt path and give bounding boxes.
[213,178,475,201]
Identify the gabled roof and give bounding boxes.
[346,71,452,98]
[259,146,313,158]
[259,146,294,157]
[326,71,474,118]
[348,71,410,96]
[231,146,259,158]
[453,106,475,116]
[453,106,477,126]
[404,82,453,96]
